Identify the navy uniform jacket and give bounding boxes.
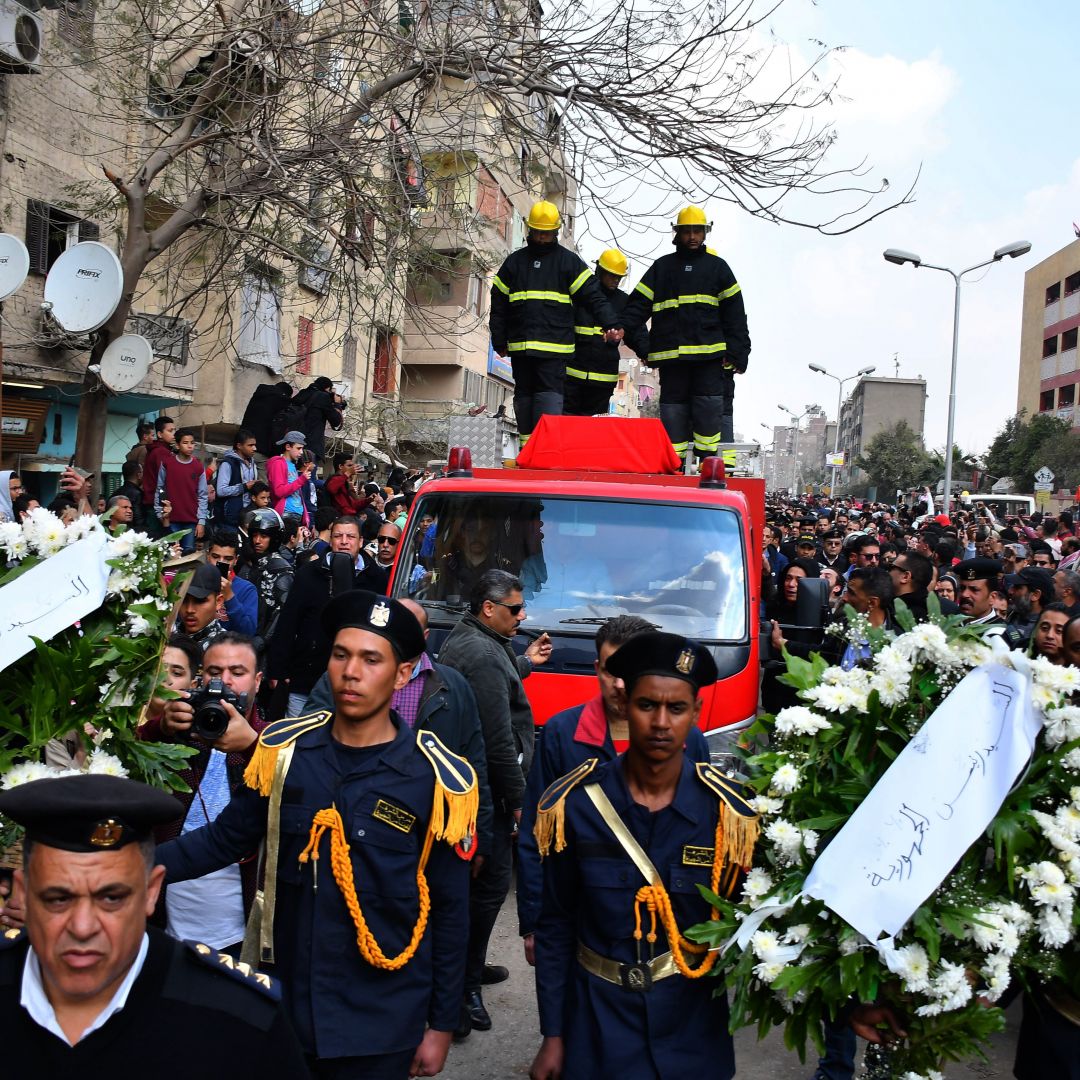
[0,927,307,1078]
[534,755,736,1080]
[517,697,711,936]
[159,717,469,1060]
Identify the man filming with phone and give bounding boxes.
[140,631,267,956]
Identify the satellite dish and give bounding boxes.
[43,241,124,334]
[98,334,153,393]
[0,234,29,301]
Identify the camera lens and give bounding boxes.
[192,701,230,742]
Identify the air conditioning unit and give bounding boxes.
[0,0,42,72]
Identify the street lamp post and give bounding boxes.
[808,363,876,494]
[779,405,810,494]
[883,241,1031,513]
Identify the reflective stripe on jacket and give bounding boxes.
[621,246,750,369]
[489,243,621,358]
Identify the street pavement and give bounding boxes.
[443,879,1022,1079]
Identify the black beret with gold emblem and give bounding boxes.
[320,589,426,661]
[953,557,1002,583]
[605,631,719,692]
[0,774,181,853]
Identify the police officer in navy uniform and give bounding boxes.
[529,631,759,1080]
[517,616,711,962]
[159,592,477,1080]
[0,773,307,1078]
[953,557,1007,627]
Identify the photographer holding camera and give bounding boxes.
[290,376,344,464]
[140,632,267,954]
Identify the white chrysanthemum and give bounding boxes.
[1023,860,1068,888]
[1043,706,1080,749]
[885,942,931,993]
[106,569,139,595]
[107,534,136,559]
[1,761,59,788]
[980,951,1011,1003]
[765,818,805,865]
[1031,880,1073,907]
[127,613,152,637]
[771,763,801,795]
[750,929,781,961]
[895,622,951,666]
[1062,749,1080,773]
[740,867,774,908]
[773,706,832,738]
[802,829,819,857]
[954,635,993,669]
[784,924,811,944]
[838,934,867,956]
[748,795,784,816]
[65,515,103,543]
[1033,659,1080,698]
[915,960,973,1016]
[26,506,66,556]
[870,668,910,707]
[753,959,785,984]
[1037,907,1072,948]
[874,644,913,678]
[804,682,869,714]
[85,750,127,777]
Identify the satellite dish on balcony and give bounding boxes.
[0,233,29,300]
[98,333,153,393]
[43,242,124,333]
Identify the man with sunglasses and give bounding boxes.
[439,569,552,1038]
[372,521,403,571]
[843,534,881,579]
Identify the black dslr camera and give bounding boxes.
[187,678,249,742]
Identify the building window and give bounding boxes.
[25,199,99,274]
[237,270,282,372]
[373,328,397,395]
[466,271,485,316]
[1047,281,1062,305]
[57,0,94,52]
[296,316,314,375]
[1044,336,1059,358]
[342,336,357,378]
[476,168,510,240]
[1063,327,1078,352]
[1040,389,1056,412]
[1066,272,1080,297]
[462,368,482,404]
[1060,384,1076,408]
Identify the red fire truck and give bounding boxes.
[386,416,765,760]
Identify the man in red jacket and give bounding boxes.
[140,414,176,536]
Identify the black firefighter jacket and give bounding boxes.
[621,243,750,370]
[569,285,650,381]
[490,241,621,360]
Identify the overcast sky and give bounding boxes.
[577,0,1079,458]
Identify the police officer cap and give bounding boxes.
[605,631,718,692]
[1016,567,1056,599]
[824,528,844,541]
[953,557,1001,582]
[796,534,817,547]
[320,590,425,662]
[0,774,180,853]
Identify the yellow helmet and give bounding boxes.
[674,205,711,231]
[526,201,562,231]
[596,248,628,277]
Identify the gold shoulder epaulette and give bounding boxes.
[416,731,479,847]
[534,758,598,858]
[187,941,280,999]
[695,762,760,870]
[243,711,332,795]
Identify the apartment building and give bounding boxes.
[837,376,927,490]
[1017,237,1080,428]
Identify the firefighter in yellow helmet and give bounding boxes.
[490,202,624,448]
[621,206,751,461]
[564,249,651,417]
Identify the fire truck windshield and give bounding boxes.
[394,493,747,643]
